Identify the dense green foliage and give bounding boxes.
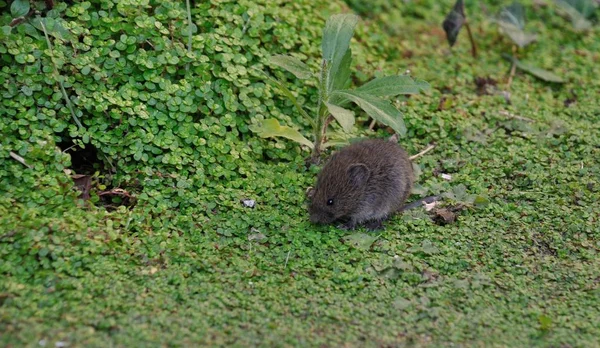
[1,0,599,346]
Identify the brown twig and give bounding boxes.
[464,21,478,58]
[98,188,134,199]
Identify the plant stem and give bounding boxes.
[40,20,84,132]
[185,0,192,71]
[464,21,477,58]
[506,46,517,89]
[311,59,330,163]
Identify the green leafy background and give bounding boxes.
[1,0,599,346]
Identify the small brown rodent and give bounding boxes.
[308,137,414,230]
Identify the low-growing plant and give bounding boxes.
[250,14,429,163]
[441,0,597,85]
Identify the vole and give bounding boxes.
[308,137,416,230]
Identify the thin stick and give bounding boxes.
[506,46,517,89]
[284,249,291,268]
[368,118,376,130]
[409,144,435,161]
[185,0,192,71]
[10,151,32,169]
[464,21,478,58]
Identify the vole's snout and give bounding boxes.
[309,208,335,225]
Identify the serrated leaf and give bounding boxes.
[325,103,354,133]
[11,0,30,17]
[270,55,312,79]
[330,90,407,136]
[504,55,565,83]
[556,0,595,31]
[497,2,537,47]
[442,0,465,47]
[355,75,430,97]
[322,14,359,93]
[248,118,313,149]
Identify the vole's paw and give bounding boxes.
[338,221,357,230]
[364,219,384,231]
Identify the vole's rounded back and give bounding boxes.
[308,138,414,229]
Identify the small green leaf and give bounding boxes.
[343,232,380,250]
[1,26,12,37]
[249,118,314,149]
[325,102,354,133]
[473,195,490,208]
[11,0,30,17]
[355,75,430,98]
[496,2,537,48]
[21,86,33,96]
[504,55,565,83]
[539,314,553,330]
[270,55,312,79]
[442,0,465,47]
[330,90,407,136]
[421,240,440,255]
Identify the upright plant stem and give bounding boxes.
[311,59,330,163]
[40,20,84,131]
[185,0,193,71]
[464,21,478,58]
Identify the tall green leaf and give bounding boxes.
[356,75,430,97]
[331,49,352,91]
[496,2,537,48]
[504,55,565,83]
[330,90,407,136]
[270,55,312,79]
[322,14,359,93]
[248,118,314,149]
[556,0,595,31]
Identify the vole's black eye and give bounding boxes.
[327,199,334,206]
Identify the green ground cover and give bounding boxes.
[1,0,599,346]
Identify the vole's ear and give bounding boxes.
[347,163,370,187]
[306,187,315,199]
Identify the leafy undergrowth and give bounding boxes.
[1,0,599,346]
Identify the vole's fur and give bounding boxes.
[308,138,414,230]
